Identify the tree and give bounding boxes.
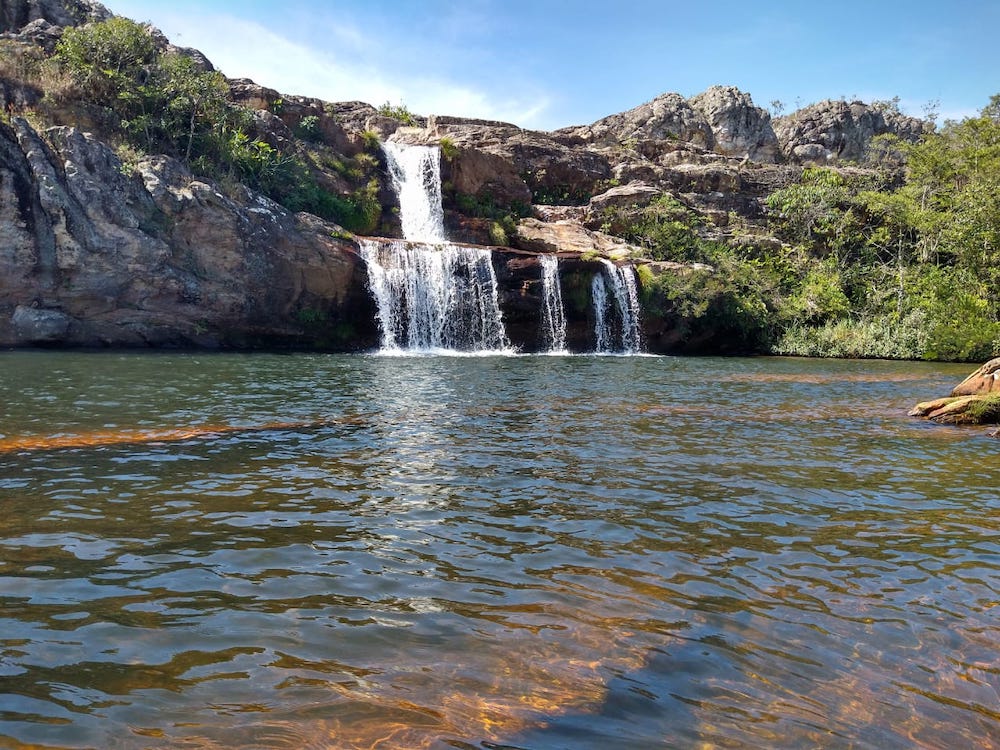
[156,52,229,161]
[55,17,157,110]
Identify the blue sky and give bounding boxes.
[106,0,998,130]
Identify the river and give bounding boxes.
[0,351,997,749]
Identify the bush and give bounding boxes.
[295,115,321,141]
[55,17,158,109]
[376,101,416,125]
[773,313,929,360]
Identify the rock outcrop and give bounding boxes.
[775,100,930,164]
[909,358,1000,427]
[689,85,780,163]
[0,0,109,34]
[0,118,377,349]
[558,92,716,164]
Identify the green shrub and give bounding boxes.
[376,101,416,125]
[360,130,381,152]
[966,395,1000,423]
[773,313,929,360]
[294,114,321,141]
[54,17,158,108]
[439,136,458,160]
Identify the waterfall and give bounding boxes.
[539,254,567,353]
[363,141,511,353]
[382,141,446,244]
[592,272,611,353]
[592,259,643,354]
[361,239,510,353]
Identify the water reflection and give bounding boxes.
[0,353,996,748]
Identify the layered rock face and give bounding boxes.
[0,118,377,349]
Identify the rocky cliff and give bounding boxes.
[0,117,377,349]
[0,0,932,353]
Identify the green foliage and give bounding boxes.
[360,130,381,152]
[439,136,458,160]
[295,307,327,326]
[55,18,231,162]
[55,17,158,108]
[765,168,871,259]
[376,101,416,125]
[609,194,705,261]
[773,314,929,360]
[637,248,781,352]
[913,267,1000,361]
[965,394,1000,423]
[294,114,321,141]
[529,180,591,206]
[784,259,851,325]
[488,219,518,247]
[49,16,383,229]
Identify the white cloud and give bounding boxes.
[138,8,553,129]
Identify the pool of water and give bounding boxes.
[0,352,996,748]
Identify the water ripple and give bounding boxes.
[0,353,997,748]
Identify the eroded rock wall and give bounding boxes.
[0,118,377,349]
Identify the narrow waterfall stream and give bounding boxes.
[539,254,567,352]
[381,141,446,244]
[592,259,643,354]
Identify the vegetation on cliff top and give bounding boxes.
[1,16,381,233]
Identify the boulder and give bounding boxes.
[513,217,639,260]
[11,304,72,342]
[586,181,663,215]
[689,85,780,163]
[909,359,1000,426]
[951,357,1000,396]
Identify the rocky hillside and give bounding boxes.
[0,0,933,352]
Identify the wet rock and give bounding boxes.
[11,304,72,342]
